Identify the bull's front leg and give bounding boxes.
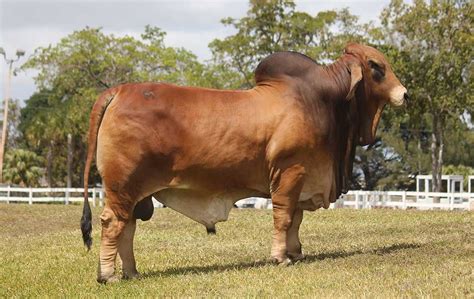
[270,164,305,265]
[286,207,304,261]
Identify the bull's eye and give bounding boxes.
[369,60,385,81]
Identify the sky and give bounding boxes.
[0,0,390,104]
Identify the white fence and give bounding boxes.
[337,190,473,210]
[0,187,472,211]
[0,187,105,206]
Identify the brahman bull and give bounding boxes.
[81,43,407,283]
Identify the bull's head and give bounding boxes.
[344,43,408,145]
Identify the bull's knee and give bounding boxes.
[100,207,114,224]
[133,196,154,221]
[274,215,292,232]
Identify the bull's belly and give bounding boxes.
[154,188,265,229]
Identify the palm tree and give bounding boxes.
[3,149,44,186]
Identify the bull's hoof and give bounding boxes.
[288,252,305,262]
[270,256,293,266]
[206,227,216,235]
[122,270,141,280]
[97,274,120,284]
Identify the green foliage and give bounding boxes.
[209,0,370,88]
[380,0,473,118]
[3,149,44,187]
[442,120,474,168]
[352,137,415,191]
[376,0,474,191]
[5,99,22,149]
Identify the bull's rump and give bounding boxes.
[97,83,278,197]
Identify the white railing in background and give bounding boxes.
[336,190,473,210]
[0,187,105,207]
[0,187,472,211]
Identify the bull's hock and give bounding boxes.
[81,43,408,283]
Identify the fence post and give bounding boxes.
[6,184,10,204]
[92,187,96,207]
[355,191,359,209]
[99,190,104,207]
[402,191,407,210]
[65,188,69,205]
[338,194,344,209]
[29,188,33,205]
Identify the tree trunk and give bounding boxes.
[359,154,371,190]
[67,134,73,189]
[80,143,86,189]
[46,140,53,187]
[431,114,444,200]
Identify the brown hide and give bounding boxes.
[84,43,406,222]
[82,43,407,282]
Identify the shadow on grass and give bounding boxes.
[141,242,422,278]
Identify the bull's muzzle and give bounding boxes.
[389,85,408,106]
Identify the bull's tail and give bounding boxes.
[81,88,117,250]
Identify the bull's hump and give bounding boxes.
[254,52,318,84]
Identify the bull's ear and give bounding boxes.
[346,63,363,101]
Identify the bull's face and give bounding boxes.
[344,43,408,145]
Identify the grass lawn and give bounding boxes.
[0,203,472,297]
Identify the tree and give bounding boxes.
[209,0,370,88]
[2,99,22,149]
[378,0,474,192]
[3,149,44,187]
[19,90,71,186]
[351,136,414,191]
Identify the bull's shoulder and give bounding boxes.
[265,107,318,163]
[255,52,318,84]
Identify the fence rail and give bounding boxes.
[0,186,104,206]
[337,190,474,210]
[0,187,472,210]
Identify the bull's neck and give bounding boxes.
[321,55,359,197]
[321,55,353,102]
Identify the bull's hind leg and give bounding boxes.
[97,191,135,283]
[117,218,139,279]
[286,208,304,261]
[117,196,154,279]
[270,164,305,265]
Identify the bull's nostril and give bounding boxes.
[403,92,409,108]
[404,93,409,101]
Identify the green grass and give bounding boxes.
[0,204,472,297]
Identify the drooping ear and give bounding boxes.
[346,63,363,101]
